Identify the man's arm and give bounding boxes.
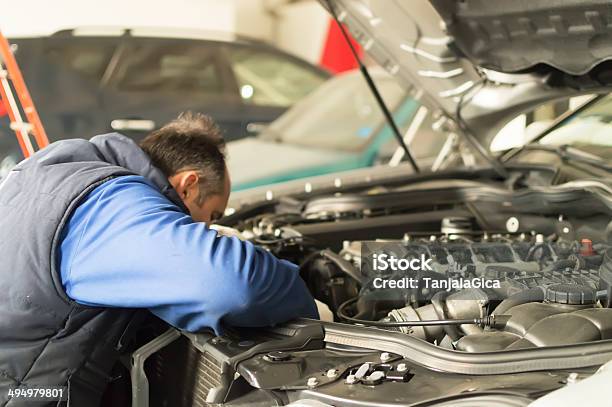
[59,175,318,334]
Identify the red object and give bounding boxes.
[580,238,594,256]
[320,19,362,74]
[0,99,7,116]
[0,30,49,157]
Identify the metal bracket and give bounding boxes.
[130,328,181,407]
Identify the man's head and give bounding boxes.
[140,112,230,223]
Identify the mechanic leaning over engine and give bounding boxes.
[0,112,318,405]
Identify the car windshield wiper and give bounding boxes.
[324,0,420,174]
[517,144,612,171]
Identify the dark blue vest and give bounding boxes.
[0,134,185,406]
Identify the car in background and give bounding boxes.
[1,27,329,150]
[227,68,446,190]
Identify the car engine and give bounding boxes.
[328,231,611,352]
[126,178,612,407]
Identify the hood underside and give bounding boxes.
[431,0,612,76]
[321,0,612,145]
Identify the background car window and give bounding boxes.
[375,107,449,167]
[260,73,406,151]
[44,39,115,84]
[227,47,327,107]
[537,94,612,159]
[0,119,21,180]
[490,96,593,152]
[115,42,225,95]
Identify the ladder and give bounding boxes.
[0,30,48,158]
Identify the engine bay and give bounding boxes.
[318,233,611,352]
[130,177,612,407]
[226,179,612,354]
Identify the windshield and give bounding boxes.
[536,94,612,160]
[259,71,406,152]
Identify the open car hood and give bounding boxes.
[320,0,612,145]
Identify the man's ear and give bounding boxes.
[169,170,200,200]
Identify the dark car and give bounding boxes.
[2,27,329,152]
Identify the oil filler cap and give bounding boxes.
[545,283,596,305]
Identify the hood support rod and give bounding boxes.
[326,0,420,174]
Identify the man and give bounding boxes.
[0,112,318,406]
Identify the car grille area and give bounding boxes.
[146,335,225,407]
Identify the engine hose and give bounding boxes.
[318,249,366,284]
[299,249,364,284]
[601,248,612,308]
[492,286,546,316]
[431,291,462,342]
[337,298,509,329]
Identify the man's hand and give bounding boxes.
[315,299,334,322]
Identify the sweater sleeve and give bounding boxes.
[58,175,318,334]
